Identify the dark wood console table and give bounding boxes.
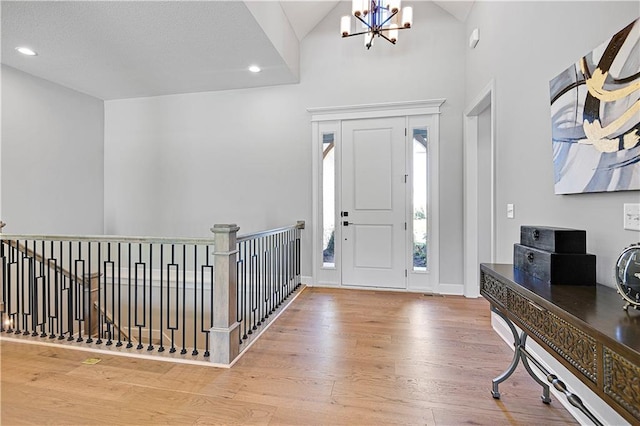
[480,263,640,425]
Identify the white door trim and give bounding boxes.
[463,80,496,297]
[309,100,444,291]
[309,99,445,122]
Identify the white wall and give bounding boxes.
[465,2,640,286]
[104,85,310,237]
[1,65,104,234]
[104,1,467,282]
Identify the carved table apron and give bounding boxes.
[480,264,640,425]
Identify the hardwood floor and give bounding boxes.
[0,287,578,425]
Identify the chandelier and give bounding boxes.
[341,0,413,49]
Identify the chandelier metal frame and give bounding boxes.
[341,0,413,49]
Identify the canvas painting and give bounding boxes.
[549,18,640,194]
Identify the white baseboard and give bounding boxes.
[304,279,464,296]
[436,282,464,295]
[491,312,629,426]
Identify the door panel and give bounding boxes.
[354,133,393,210]
[354,225,393,268]
[341,117,406,289]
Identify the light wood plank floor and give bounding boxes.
[0,287,577,425]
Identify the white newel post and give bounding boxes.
[210,224,241,365]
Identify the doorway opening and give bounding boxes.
[463,81,496,297]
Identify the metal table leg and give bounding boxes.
[519,332,551,403]
[489,305,603,426]
[491,306,522,399]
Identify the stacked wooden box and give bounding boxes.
[514,226,596,286]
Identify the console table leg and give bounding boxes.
[519,332,551,404]
[490,306,521,399]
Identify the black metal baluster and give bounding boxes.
[100,243,112,345]
[297,227,301,287]
[27,240,36,336]
[269,235,275,315]
[181,245,187,355]
[7,241,17,334]
[66,241,74,341]
[48,241,58,338]
[168,244,178,353]
[202,244,212,357]
[252,239,259,330]
[37,240,47,338]
[75,242,85,342]
[277,233,282,308]
[242,241,248,340]
[261,237,268,322]
[126,243,133,348]
[258,237,265,325]
[135,244,144,350]
[116,243,123,347]
[192,245,198,356]
[86,242,93,343]
[159,244,165,353]
[19,240,26,335]
[236,252,243,344]
[0,240,5,333]
[248,240,254,335]
[58,240,66,340]
[147,243,153,351]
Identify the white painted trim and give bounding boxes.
[0,334,230,368]
[463,80,496,298]
[308,99,445,122]
[436,283,464,295]
[491,312,629,426]
[301,275,313,285]
[311,120,320,289]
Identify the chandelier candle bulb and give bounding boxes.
[341,16,351,37]
[388,0,401,14]
[362,0,370,15]
[352,0,363,17]
[402,6,413,28]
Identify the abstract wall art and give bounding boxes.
[549,18,640,194]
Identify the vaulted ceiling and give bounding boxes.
[1,1,473,100]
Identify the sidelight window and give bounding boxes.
[412,128,428,271]
[322,132,336,268]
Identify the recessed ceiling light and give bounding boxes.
[16,46,37,56]
[248,65,261,73]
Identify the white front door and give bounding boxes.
[341,117,406,289]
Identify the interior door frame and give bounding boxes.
[309,100,445,291]
[463,80,496,297]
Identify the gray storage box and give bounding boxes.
[520,226,586,254]
[513,244,595,285]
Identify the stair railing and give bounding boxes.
[0,221,304,366]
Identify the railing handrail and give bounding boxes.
[0,220,305,365]
[237,221,305,243]
[0,221,305,246]
[0,234,216,245]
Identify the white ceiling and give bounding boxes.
[1,1,473,100]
